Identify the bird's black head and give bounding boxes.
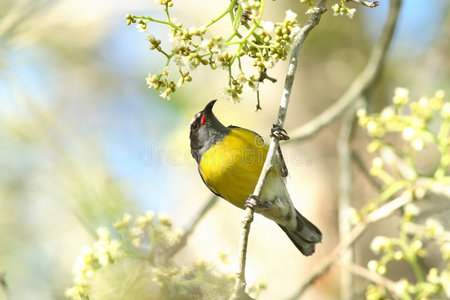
[189,100,229,163]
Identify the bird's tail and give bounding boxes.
[278,209,322,256]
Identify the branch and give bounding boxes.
[346,0,380,8]
[337,101,359,300]
[288,191,411,300]
[338,262,398,296]
[229,2,328,299]
[288,0,402,144]
[352,150,383,191]
[165,195,218,258]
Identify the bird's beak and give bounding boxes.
[202,99,217,115]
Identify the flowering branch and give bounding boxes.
[127,0,307,102]
[229,2,327,299]
[288,191,412,300]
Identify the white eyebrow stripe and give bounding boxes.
[190,112,202,125]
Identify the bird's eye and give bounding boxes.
[191,122,199,131]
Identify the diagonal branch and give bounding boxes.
[165,195,218,259]
[352,150,383,191]
[288,0,402,144]
[229,1,328,299]
[338,262,398,296]
[287,190,411,300]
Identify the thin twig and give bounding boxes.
[352,150,383,191]
[337,102,359,300]
[288,0,401,144]
[229,2,328,299]
[287,190,411,300]
[165,195,218,258]
[258,69,277,83]
[405,223,450,242]
[346,0,380,8]
[338,262,398,296]
[256,88,262,111]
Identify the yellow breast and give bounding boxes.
[199,128,268,208]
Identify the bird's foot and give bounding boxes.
[245,195,272,210]
[245,195,259,209]
[271,124,290,141]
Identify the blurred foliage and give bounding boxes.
[356,89,450,299]
[1,0,449,299]
[66,212,265,300]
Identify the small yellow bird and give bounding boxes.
[190,100,321,256]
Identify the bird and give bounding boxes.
[189,100,322,256]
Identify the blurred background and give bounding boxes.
[0,0,449,299]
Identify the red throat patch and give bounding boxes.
[201,115,206,125]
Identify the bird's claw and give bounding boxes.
[245,195,259,209]
[271,124,290,141]
[245,195,272,210]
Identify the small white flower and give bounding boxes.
[370,236,391,253]
[395,87,409,99]
[285,9,298,22]
[411,239,423,251]
[347,8,356,19]
[372,157,383,169]
[381,107,394,119]
[331,3,341,16]
[160,67,170,77]
[425,219,444,236]
[418,97,428,107]
[263,60,274,69]
[160,91,170,100]
[85,270,94,278]
[262,21,274,33]
[356,108,367,118]
[414,185,426,199]
[402,127,416,140]
[366,120,378,133]
[411,138,424,151]
[98,251,109,266]
[201,39,211,48]
[367,260,378,272]
[395,279,409,294]
[96,227,110,241]
[442,102,450,118]
[197,25,206,34]
[305,7,320,14]
[404,203,420,216]
[188,26,196,35]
